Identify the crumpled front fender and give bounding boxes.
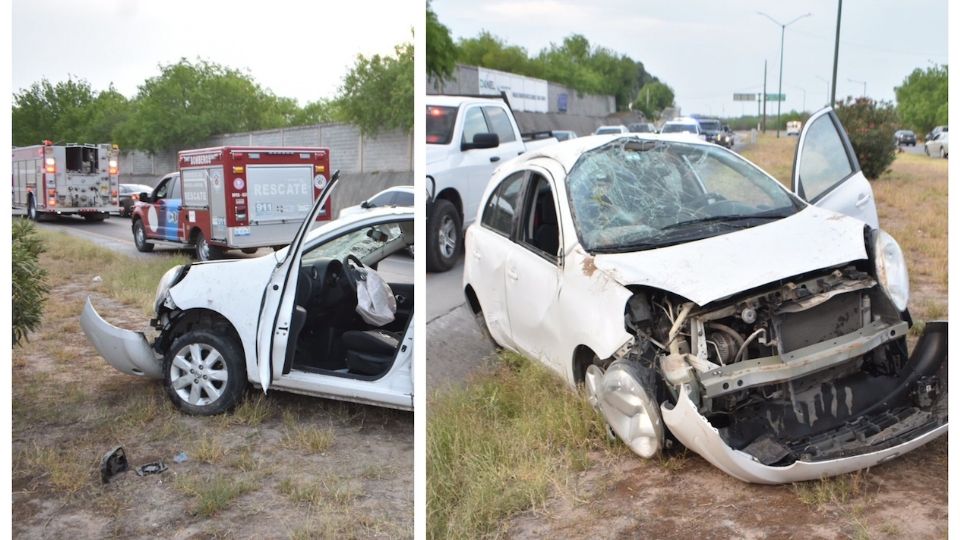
[80,297,163,379]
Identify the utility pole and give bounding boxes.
[762,60,768,133]
[758,11,812,137]
[831,0,842,107]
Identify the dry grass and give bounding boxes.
[792,470,868,509]
[174,474,255,518]
[280,424,335,454]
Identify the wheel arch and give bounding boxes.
[572,345,599,385]
[435,187,464,222]
[159,308,245,365]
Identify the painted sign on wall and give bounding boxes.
[478,67,549,113]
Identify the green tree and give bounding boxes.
[123,59,279,153]
[895,64,948,137]
[338,42,413,135]
[633,81,675,120]
[835,97,898,179]
[12,219,48,347]
[427,1,457,82]
[12,78,97,145]
[458,32,536,76]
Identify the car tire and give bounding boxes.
[940,147,947,159]
[83,213,107,222]
[194,230,223,261]
[163,329,246,416]
[426,199,461,272]
[132,219,155,252]
[241,248,258,254]
[27,195,38,222]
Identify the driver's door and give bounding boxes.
[792,108,879,229]
[255,172,339,392]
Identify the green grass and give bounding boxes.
[174,474,255,517]
[427,352,615,539]
[35,227,190,314]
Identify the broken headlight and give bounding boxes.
[874,229,909,311]
[154,264,187,313]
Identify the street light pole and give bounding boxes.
[758,11,812,137]
[831,0,843,106]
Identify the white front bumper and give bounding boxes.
[662,386,948,484]
[79,297,163,379]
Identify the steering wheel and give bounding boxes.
[342,254,365,295]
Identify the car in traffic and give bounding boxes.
[925,125,947,142]
[462,107,947,484]
[595,125,630,135]
[925,132,949,158]
[659,118,705,140]
[551,130,578,142]
[118,183,153,217]
[339,185,414,218]
[692,116,723,144]
[81,173,415,415]
[894,129,917,147]
[786,120,802,136]
[628,122,657,134]
[716,125,735,149]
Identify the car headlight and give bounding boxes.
[874,230,909,311]
[155,264,187,313]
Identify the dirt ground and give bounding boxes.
[13,278,413,538]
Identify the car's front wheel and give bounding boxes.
[426,199,461,272]
[132,219,154,252]
[163,329,246,415]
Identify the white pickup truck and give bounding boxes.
[425,94,557,271]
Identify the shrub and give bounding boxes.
[835,97,898,179]
[13,219,48,346]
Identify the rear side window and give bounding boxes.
[394,191,414,206]
[797,114,855,201]
[481,171,525,236]
[369,191,395,207]
[483,106,517,143]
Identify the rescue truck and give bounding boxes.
[12,141,120,221]
[131,146,332,261]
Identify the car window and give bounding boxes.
[153,177,171,199]
[427,105,458,145]
[520,174,560,262]
[797,114,854,201]
[461,107,489,145]
[483,106,517,143]
[301,221,408,266]
[369,191,395,207]
[481,171,525,237]
[168,175,182,200]
[393,191,414,206]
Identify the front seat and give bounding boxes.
[341,330,398,376]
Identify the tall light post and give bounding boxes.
[758,11,812,137]
[847,77,866,98]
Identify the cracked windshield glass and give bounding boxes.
[567,138,801,252]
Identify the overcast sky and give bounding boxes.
[433,0,947,118]
[12,0,416,105]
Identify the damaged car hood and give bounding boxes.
[592,206,868,306]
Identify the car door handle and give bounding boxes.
[855,193,871,207]
[507,268,519,281]
[490,156,500,163]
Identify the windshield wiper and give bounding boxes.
[660,212,791,231]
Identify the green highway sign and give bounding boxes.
[733,93,757,101]
[765,93,786,101]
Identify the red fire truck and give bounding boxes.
[12,141,120,221]
[131,146,333,261]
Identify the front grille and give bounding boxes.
[777,292,866,353]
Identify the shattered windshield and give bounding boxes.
[566,138,802,252]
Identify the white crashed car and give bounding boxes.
[82,174,414,415]
[463,108,947,484]
[338,185,414,218]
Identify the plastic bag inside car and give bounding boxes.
[355,267,397,326]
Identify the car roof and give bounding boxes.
[512,133,716,171]
[426,95,507,108]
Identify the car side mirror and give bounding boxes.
[361,200,372,209]
[462,132,500,151]
[139,192,152,203]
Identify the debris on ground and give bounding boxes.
[99,446,128,484]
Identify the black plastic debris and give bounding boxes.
[100,446,129,484]
[135,462,168,476]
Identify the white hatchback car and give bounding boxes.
[82,174,414,414]
[338,185,414,218]
[463,108,947,484]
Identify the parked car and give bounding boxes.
[894,129,917,147]
[118,183,153,217]
[786,120,802,136]
[925,132,949,158]
[660,118,705,140]
[925,125,947,142]
[551,130,578,142]
[595,125,630,135]
[339,185,414,218]
[81,173,415,415]
[463,107,947,484]
[628,122,657,134]
[716,125,735,149]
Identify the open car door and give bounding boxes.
[256,171,340,392]
[792,107,879,229]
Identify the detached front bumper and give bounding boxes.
[79,297,163,379]
[662,321,948,484]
